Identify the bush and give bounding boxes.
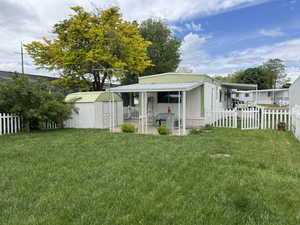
[189,128,202,135]
[157,125,169,135]
[204,124,213,130]
[0,74,74,132]
[121,123,135,133]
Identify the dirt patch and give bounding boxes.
[210,154,231,158]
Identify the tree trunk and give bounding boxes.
[93,71,108,91]
[93,73,101,91]
[99,72,108,91]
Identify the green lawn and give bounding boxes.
[1,129,300,225]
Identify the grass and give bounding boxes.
[1,128,300,225]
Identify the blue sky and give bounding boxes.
[0,0,299,80]
[170,0,300,80]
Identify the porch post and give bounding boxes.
[178,91,181,135]
[140,92,144,133]
[112,93,115,130]
[109,92,112,132]
[183,91,186,135]
[145,92,148,133]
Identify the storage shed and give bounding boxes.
[64,92,123,129]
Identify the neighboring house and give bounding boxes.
[0,71,57,82]
[109,72,256,134]
[232,89,289,106]
[290,76,300,108]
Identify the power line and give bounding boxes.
[21,42,24,74]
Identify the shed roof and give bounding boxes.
[65,92,122,103]
[108,82,203,93]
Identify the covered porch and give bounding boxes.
[108,82,204,136]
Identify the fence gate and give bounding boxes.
[240,108,260,130]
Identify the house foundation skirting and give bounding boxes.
[186,119,205,128]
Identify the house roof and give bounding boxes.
[108,82,204,93]
[0,71,57,82]
[138,72,215,84]
[221,82,257,90]
[65,92,122,103]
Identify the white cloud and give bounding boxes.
[113,0,269,21]
[185,22,203,32]
[170,25,184,33]
[180,33,209,65]
[170,22,203,34]
[180,36,300,81]
[259,28,285,37]
[0,0,278,77]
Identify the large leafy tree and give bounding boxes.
[0,74,74,131]
[139,19,181,76]
[233,67,273,90]
[262,58,289,88]
[25,7,152,91]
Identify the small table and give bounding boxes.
[155,113,176,127]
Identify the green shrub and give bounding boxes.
[204,124,213,130]
[189,128,202,135]
[157,125,169,135]
[121,123,135,133]
[0,74,74,132]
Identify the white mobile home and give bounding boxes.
[232,89,289,106]
[289,76,300,141]
[109,73,256,134]
[290,76,300,108]
[64,92,123,129]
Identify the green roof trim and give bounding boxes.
[65,92,122,103]
[138,73,216,84]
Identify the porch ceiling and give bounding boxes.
[108,82,203,93]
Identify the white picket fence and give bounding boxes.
[240,108,260,130]
[260,108,291,130]
[210,107,293,131]
[209,109,238,128]
[0,113,58,136]
[0,113,21,135]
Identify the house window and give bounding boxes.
[268,91,272,97]
[219,90,222,102]
[236,93,240,98]
[245,93,249,97]
[157,92,181,103]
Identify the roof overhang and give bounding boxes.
[108,82,203,93]
[234,88,288,93]
[221,82,257,90]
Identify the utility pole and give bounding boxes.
[21,42,24,74]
